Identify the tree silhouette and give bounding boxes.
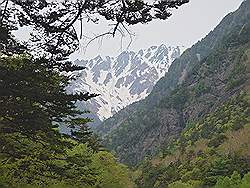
[1,0,189,60]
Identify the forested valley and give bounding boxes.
[0,0,249,188]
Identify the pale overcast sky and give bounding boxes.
[71,0,244,60]
[14,0,244,60]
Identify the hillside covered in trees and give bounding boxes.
[98,1,250,187]
[1,0,250,188]
[97,0,250,166]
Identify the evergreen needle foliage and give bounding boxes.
[0,0,188,187]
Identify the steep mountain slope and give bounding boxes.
[67,45,182,123]
[96,0,250,166]
[135,93,250,188]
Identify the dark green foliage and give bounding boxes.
[207,134,227,148]
[193,82,210,97]
[0,54,105,187]
[226,62,247,90]
[0,55,96,133]
[161,87,189,109]
[135,93,250,188]
[71,125,102,152]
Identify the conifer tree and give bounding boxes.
[0,0,189,186]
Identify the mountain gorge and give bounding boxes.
[67,45,182,124]
[95,0,250,170]
[0,0,250,188]
[4,0,250,187]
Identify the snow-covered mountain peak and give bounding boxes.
[67,45,183,123]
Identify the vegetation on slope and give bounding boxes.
[134,92,250,188]
[100,2,250,167]
[1,0,250,187]
[132,8,250,187]
[98,0,250,167]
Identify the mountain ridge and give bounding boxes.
[67,45,182,123]
[96,0,250,166]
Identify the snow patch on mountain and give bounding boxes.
[67,44,182,122]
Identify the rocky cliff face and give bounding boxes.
[96,0,250,166]
[67,45,182,123]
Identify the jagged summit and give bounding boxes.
[67,45,182,122]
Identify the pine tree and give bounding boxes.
[0,0,189,186]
